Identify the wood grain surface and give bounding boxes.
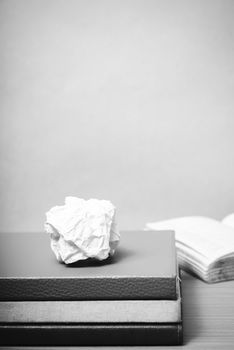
[1,271,234,349]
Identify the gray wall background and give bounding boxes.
[0,0,234,232]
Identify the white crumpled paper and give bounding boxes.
[45,197,120,264]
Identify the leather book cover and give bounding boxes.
[0,323,183,346]
[0,230,177,300]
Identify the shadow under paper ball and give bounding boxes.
[66,247,135,268]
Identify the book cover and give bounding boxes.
[0,230,178,300]
[0,323,183,346]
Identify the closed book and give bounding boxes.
[0,323,183,346]
[0,230,178,301]
[0,298,181,323]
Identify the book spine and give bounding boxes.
[0,277,177,301]
[0,323,183,346]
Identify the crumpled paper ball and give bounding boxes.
[45,196,120,264]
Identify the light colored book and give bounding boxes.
[0,298,181,324]
[146,214,234,283]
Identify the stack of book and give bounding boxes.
[0,230,183,346]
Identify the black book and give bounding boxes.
[0,323,183,346]
[0,230,178,300]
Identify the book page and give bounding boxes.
[146,216,234,265]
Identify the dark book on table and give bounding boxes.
[0,230,178,301]
[0,323,183,346]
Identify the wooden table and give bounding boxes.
[1,271,234,349]
[179,271,234,349]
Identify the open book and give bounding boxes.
[146,214,234,283]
